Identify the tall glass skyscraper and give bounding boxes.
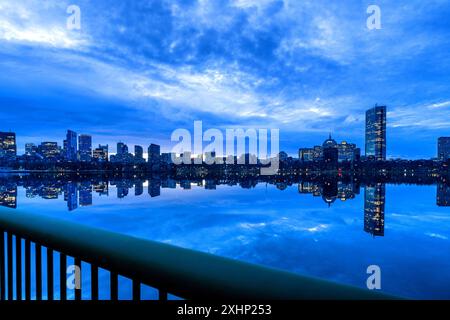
[78,134,92,162]
[365,105,386,161]
[66,130,78,161]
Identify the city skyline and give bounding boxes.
[1,105,449,162]
[1,1,450,159]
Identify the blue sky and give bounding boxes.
[0,0,450,158]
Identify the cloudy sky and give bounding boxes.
[0,0,449,158]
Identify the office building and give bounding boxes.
[93,144,108,162]
[66,130,78,161]
[365,105,386,161]
[148,144,161,169]
[134,145,144,162]
[38,142,60,160]
[78,134,92,162]
[0,131,16,160]
[25,143,37,156]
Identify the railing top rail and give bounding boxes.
[0,209,398,300]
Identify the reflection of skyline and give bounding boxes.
[1,176,449,238]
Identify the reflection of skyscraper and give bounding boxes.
[0,184,17,208]
[437,183,450,207]
[79,182,92,206]
[93,181,109,196]
[148,179,161,197]
[135,180,144,196]
[66,182,78,211]
[78,134,92,162]
[117,183,129,198]
[365,105,386,161]
[364,183,385,236]
[66,130,78,161]
[438,137,450,161]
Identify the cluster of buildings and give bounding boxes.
[1,106,450,168]
[298,105,387,164]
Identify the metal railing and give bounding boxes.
[0,209,397,300]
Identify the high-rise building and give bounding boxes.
[365,105,386,161]
[66,130,77,161]
[78,134,92,162]
[438,137,450,161]
[299,148,315,162]
[25,143,37,156]
[117,142,128,155]
[148,144,161,169]
[0,131,16,160]
[337,141,358,162]
[93,144,109,162]
[134,145,144,162]
[38,142,60,160]
[364,183,385,236]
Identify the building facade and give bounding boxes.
[66,130,78,161]
[365,105,386,161]
[78,134,92,162]
[0,131,16,160]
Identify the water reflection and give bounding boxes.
[1,175,449,240]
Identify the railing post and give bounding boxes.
[91,264,98,301]
[16,236,22,300]
[25,239,31,300]
[110,272,118,300]
[74,258,81,300]
[36,244,42,300]
[47,248,53,300]
[159,289,168,301]
[59,253,67,300]
[0,229,4,301]
[7,233,12,300]
[132,280,141,301]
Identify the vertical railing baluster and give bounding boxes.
[59,253,67,300]
[74,258,81,300]
[159,289,168,301]
[15,236,22,300]
[25,239,31,300]
[47,248,53,301]
[110,272,118,300]
[132,280,141,301]
[0,229,5,301]
[7,233,13,300]
[91,264,98,301]
[35,244,42,300]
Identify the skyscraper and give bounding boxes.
[0,131,16,160]
[438,137,450,161]
[66,130,78,161]
[134,145,144,162]
[93,144,108,162]
[38,142,60,159]
[78,134,92,162]
[148,144,161,170]
[25,143,37,156]
[117,142,128,155]
[365,105,386,161]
